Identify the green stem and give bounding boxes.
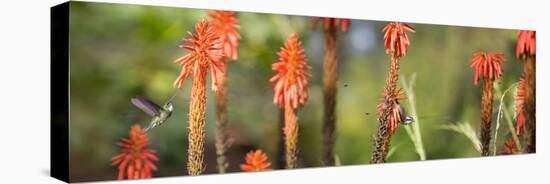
[401,73,426,160]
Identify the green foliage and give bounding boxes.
[441,122,481,153]
[401,73,426,160]
[494,82,522,151]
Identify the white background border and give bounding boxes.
[0,0,547,183]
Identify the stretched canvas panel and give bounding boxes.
[51,1,536,183]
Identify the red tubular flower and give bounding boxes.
[240,149,272,172]
[270,32,312,109]
[515,76,526,135]
[111,125,159,180]
[470,52,507,85]
[311,17,351,32]
[208,10,241,60]
[174,19,225,91]
[516,30,536,59]
[498,138,524,155]
[382,22,415,58]
[377,89,405,132]
[515,30,536,153]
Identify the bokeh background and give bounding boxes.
[68,2,526,182]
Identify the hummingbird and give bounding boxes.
[131,91,177,132]
[398,103,415,125]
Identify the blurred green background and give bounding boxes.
[67,1,525,182]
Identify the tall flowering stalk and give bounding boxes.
[111,124,159,180]
[312,17,350,166]
[371,22,415,163]
[470,52,506,156]
[208,10,241,173]
[515,30,536,153]
[270,32,311,168]
[174,19,225,175]
[276,108,285,169]
[240,149,272,172]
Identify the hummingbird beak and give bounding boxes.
[144,124,154,133]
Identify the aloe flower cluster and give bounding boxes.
[498,138,524,155]
[240,149,272,172]
[470,52,506,86]
[271,32,311,168]
[174,20,225,91]
[112,125,159,180]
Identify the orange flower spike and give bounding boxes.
[208,10,241,60]
[470,52,506,156]
[270,32,311,109]
[208,10,241,173]
[382,22,415,58]
[515,76,527,135]
[174,19,225,91]
[111,125,159,180]
[240,149,272,172]
[311,17,351,32]
[516,30,536,59]
[470,52,507,85]
[514,30,535,153]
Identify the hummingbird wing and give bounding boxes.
[398,105,415,124]
[131,96,161,117]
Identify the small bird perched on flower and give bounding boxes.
[377,90,414,132]
[398,102,415,125]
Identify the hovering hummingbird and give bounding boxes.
[398,103,415,125]
[131,92,177,132]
